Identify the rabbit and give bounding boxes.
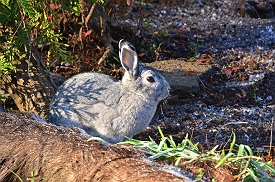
[48,39,170,143]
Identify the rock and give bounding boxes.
[145,60,214,93]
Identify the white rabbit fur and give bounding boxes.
[48,39,170,143]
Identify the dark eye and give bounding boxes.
[146,76,155,83]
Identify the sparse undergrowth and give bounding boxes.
[123,126,275,182]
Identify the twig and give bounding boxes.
[222,129,234,151]
[222,122,248,127]
[205,134,210,151]
[190,128,194,141]
[78,26,84,50]
[85,3,96,29]
[268,117,274,157]
[251,6,261,18]
[195,72,206,88]
[234,156,252,182]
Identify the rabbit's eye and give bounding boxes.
[146,76,155,83]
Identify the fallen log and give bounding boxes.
[0,112,192,182]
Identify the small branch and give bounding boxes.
[234,156,252,181]
[100,16,104,37]
[85,3,96,29]
[222,122,248,128]
[97,46,113,65]
[78,26,84,50]
[268,117,274,157]
[222,130,234,151]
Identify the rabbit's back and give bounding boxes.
[50,72,121,106]
[49,73,124,137]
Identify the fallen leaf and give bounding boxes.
[179,39,185,43]
[186,71,196,75]
[223,69,232,76]
[178,29,184,33]
[138,53,146,57]
[85,30,92,37]
[197,59,206,63]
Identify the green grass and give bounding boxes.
[9,168,35,182]
[122,126,275,182]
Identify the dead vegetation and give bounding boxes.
[0,112,189,182]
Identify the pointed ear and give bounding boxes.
[119,39,139,77]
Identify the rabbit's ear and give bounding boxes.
[119,39,139,77]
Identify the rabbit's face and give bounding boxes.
[122,66,170,102]
[140,68,170,102]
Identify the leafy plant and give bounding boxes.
[0,55,15,77]
[0,0,74,77]
[195,168,204,181]
[122,126,275,181]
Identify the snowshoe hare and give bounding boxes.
[48,40,170,143]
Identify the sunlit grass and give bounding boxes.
[122,126,275,182]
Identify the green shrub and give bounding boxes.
[0,0,74,77]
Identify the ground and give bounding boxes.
[46,0,275,180]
